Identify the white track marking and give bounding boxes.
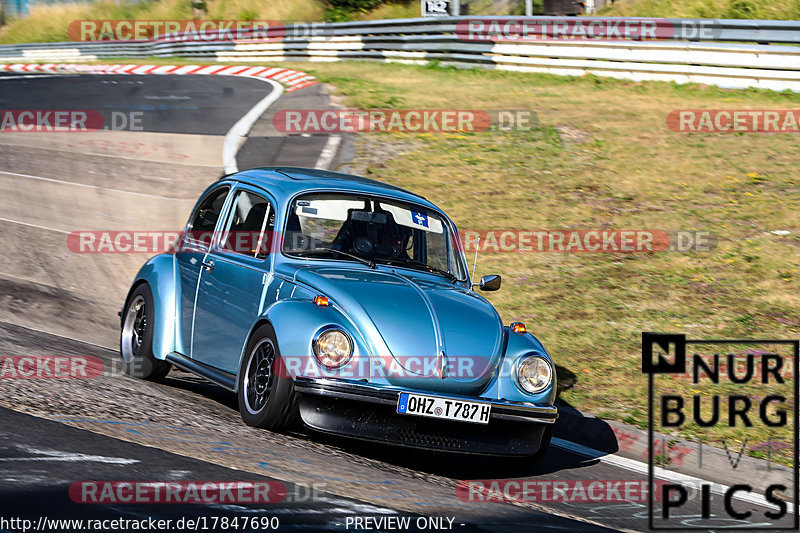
[222,78,284,174]
[2,445,138,465]
[552,437,791,513]
[314,134,342,170]
[0,139,222,168]
[0,170,193,200]
[0,74,64,80]
[0,216,70,234]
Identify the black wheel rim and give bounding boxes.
[131,301,146,356]
[244,339,275,415]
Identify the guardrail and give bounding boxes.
[0,16,798,92]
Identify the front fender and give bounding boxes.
[241,298,371,391]
[123,254,178,360]
[479,328,557,405]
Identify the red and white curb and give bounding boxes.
[0,62,320,172]
[0,63,317,92]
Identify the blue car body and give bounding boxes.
[122,167,557,456]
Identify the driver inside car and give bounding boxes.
[333,206,410,260]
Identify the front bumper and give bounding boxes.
[294,378,557,456]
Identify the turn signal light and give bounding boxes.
[510,322,527,334]
[314,295,329,307]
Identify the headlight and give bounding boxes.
[312,329,353,368]
[516,355,552,394]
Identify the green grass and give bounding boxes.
[291,61,798,464]
[599,0,800,20]
[0,0,418,44]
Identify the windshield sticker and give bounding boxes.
[411,211,429,228]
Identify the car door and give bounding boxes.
[191,186,275,374]
[175,184,232,356]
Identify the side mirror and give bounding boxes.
[476,274,501,291]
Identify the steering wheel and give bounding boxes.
[353,236,374,256]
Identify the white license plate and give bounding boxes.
[396,392,491,424]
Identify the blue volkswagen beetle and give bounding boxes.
[120,167,557,459]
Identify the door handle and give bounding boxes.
[201,258,215,271]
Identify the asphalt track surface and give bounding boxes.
[0,74,266,135]
[0,72,792,533]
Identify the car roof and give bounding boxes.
[227,167,438,210]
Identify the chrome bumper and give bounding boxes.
[293,377,558,424]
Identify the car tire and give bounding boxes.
[525,425,553,465]
[237,323,299,430]
[120,283,171,381]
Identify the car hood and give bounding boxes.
[293,266,504,392]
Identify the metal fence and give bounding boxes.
[0,16,799,92]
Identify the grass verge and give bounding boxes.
[0,0,418,45]
[296,61,799,465]
[599,0,800,20]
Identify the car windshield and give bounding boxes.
[283,193,466,280]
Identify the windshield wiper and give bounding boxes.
[378,259,458,282]
[293,247,375,269]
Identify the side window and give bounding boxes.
[219,190,274,258]
[187,187,229,246]
[426,229,449,272]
